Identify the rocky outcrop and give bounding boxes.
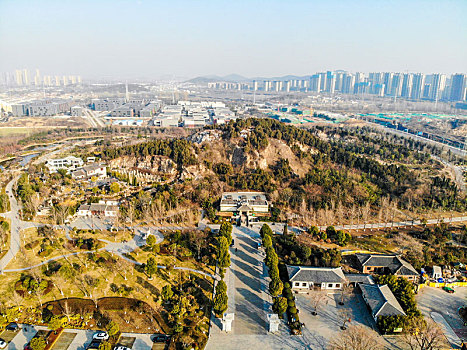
[109,155,177,175]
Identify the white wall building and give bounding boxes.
[72,164,107,180]
[287,266,347,292]
[46,156,84,173]
[219,192,269,213]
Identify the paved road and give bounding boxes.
[0,175,41,272]
[206,226,307,349]
[254,215,467,236]
[1,201,213,279]
[417,286,467,345]
[316,216,467,232]
[431,312,462,349]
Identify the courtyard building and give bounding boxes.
[287,265,347,292]
[219,191,269,224]
[358,283,406,321]
[355,253,419,281]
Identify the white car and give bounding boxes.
[93,332,109,341]
[0,339,7,349]
[114,347,131,350]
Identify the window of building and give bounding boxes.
[335,284,340,288]
[294,282,300,287]
[302,282,307,287]
[328,283,333,288]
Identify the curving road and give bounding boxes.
[0,175,42,272]
[0,175,214,279]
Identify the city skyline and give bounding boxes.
[0,0,466,79]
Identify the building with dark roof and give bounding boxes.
[71,164,107,180]
[355,253,419,281]
[344,273,375,287]
[287,265,347,291]
[358,283,406,321]
[219,192,269,224]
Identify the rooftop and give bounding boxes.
[287,266,346,284]
[356,253,418,276]
[359,283,406,318]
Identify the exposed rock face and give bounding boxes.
[110,155,177,174]
[231,146,247,167]
[179,163,213,181]
[230,139,310,177]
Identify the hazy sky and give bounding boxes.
[1,0,466,80]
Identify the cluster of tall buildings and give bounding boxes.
[207,71,467,102]
[1,69,82,87]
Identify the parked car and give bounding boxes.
[92,331,109,341]
[0,339,7,349]
[114,346,131,350]
[443,286,455,293]
[87,340,102,350]
[5,323,19,331]
[152,334,170,343]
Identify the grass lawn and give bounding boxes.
[126,246,215,276]
[0,218,11,260]
[51,331,77,350]
[0,329,20,342]
[4,227,88,270]
[0,250,212,313]
[0,127,37,138]
[69,228,134,244]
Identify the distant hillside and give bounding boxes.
[94,118,466,220]
[187,74,249,84]
[187,74,317,84]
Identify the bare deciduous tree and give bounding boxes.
[328,324,384,350]
[401,318,446,350]
[338,308,352,330]
[339,284,353,305]
[310,291,327,315]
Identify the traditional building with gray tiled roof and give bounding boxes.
[287,265,347,292]
[358,283,406,321]
[355,253,419,281]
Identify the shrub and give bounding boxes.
[29,337,46,350]
[272,297,287,317]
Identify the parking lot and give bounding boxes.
[0,329,20,343]
[416,286,467,342]
[295,291,379,348]
[0,325,156,350]
[52,332,77,350]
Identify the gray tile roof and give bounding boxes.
[287,265,346,284]
[89,203,107,211]
[72,169,86,177]
[356,253,418,276]
[344,273,375,284]
[359,283,406,318]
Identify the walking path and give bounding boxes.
[206,226,305,350]
[0,174,40,272]
[317,216,467,232]
[0,176,215,280]
[431,312,462,349]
